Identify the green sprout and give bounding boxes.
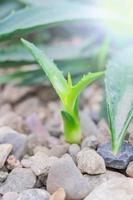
[21,38,104,144]
[105,48,133,154]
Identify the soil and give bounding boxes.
[0,83,133,200]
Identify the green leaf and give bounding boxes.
[61,110,81,144]
[105,47,133,153]
[0,0,22,20]
[0,70,34,84]
[19,0,64,6]
[0,42,91,66]
[96,36,110,69]
[73,71,104,97]
[0,2,94,40]
[0,58,93,85]
[61,110,76,127]
[21,39,104,110]
[67,72,73,88]
[20,38,104,144]
[21,38,68,101]
[64,71,104,116]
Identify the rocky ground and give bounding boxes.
[0,83,133,200]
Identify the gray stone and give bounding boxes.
[21,152,58,176]
[2,85,35,104]
[97,120,111,145]
[2,192,18,200]
[0,168,36,194]
[33,146,50,155]
[27,133,60,155]
[126,161,133,177]
[0,127,27,159]
[97,142,133,169]
[0,172,8,183]
[77,148,106,175]
[84,177,133,200]
[0,112,28,133]
[6,155,22,170]
[68,144,80,163]
[0,144,12,168]
[37,86,57,102]
[15,97,45,118]
[17,189,50,200]
[0,104,12,117]
[81,136,98,150]
[48,144,69,158]
[47,154,89,200]
[80,109,99,137]
[84,170,124,193]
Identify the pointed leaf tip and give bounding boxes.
[73,70,104,96]
[21,39,68,102]
[67,72,72,87]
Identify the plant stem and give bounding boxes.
[112,142,122,155]
[112,111,133,155]
[61,110,82,144]
[64,123,82,144]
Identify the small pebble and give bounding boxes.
[77,148,106,175]
[33,146,50,155]
[80,109,99,137]
[81,135,98,150]
[68,144,80,163]
[97,142,133,169]
[0,127,27,159]
[47,154,89,200]
[126,161,133,177]
[17,189,50,200]
[84,177,133,200]
[2,192,18,200]
[0,172,8,183]
[0,168,36,194]
[48,144,69,158]
[6,155,22,170]
[84,170,124,193]
[50,188,66,200]
[21,152,58,176]
[0,144,12,169]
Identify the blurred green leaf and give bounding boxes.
[105,47,133,153]
[0,0,23,20]
[0,41,102,67]
[19,0,64,6]
[0,57,93,85]
[96,36,110,69]
[0,1,95,40]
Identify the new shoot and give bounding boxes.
[21,38,104,144]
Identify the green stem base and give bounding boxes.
[64,126,82,144]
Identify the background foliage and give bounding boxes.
[0,0,111,85]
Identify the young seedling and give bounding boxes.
[105,48,133,154]
[21,38,104,144]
